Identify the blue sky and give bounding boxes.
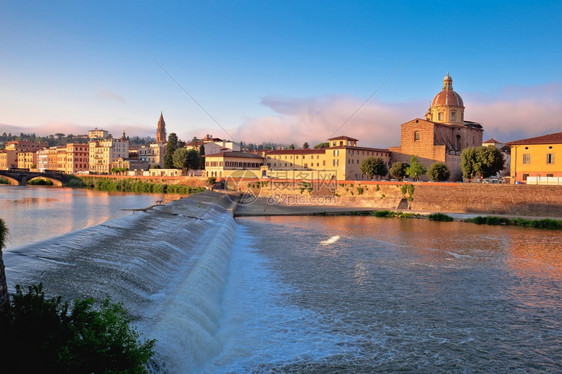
[1,0,561,147]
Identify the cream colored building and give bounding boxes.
[138,143,165,168]
[89,138,129,174]
[88,128,109,139]
[265,136,390,180]
[204,136,390,181]
[204,151,265,178]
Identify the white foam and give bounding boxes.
[320,235,341,245]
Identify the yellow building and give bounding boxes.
[204,136,390,181]
[204,151,265,178]
[505,131,562,184]
[0,150,17,170]
[266,136,390,180]
[17,152,37,170]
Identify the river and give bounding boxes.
[1,187,561,373]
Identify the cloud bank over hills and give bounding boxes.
[3,83,560,147]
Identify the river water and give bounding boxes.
[1,187,561,373]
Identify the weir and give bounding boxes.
[4,192,240,373]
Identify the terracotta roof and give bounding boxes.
[329,146,389,153]
[266,149,326,155]
[328,135,359,141]
[505,131,562,146]
[203,151,264,159]
[431,90,464,107]
[483,138,503,144]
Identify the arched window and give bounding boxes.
[414,131,421,141]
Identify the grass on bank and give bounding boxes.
[74,177,205,195]
[464,216,562,230]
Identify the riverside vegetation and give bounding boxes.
[0,219,155,373]
[73,176,205,195]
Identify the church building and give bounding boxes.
[389,73,483,180]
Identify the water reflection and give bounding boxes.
[0,186,176,249]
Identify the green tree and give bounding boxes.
[389,162,409,181]
[461,146,504,180]
[406,155,427,181]
[172,147,189,169]
[303,142,310,149]
[0,219,8,307]
[0,284,155,373]
[186,149,200,170]
[360,157,388,180]
[427,162,450,182]
[313,142,330,149]
[289,144,295,150]
[199,144,206,169]
[164,133,179,169]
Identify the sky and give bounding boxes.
[1,0,561,148]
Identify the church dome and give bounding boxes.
[431,90,464,107]
[431,73,464,107]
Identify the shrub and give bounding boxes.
[427,162,450,182]
[427,213,454,222]
[207,177,216,185]
[0,177,9,184]
[0,284,155,373]
[356,187,364,195]
[374,210,391,217]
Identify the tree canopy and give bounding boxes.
[406,155,427,181]
[302,142,310,149]
[389,162,409,181]
[427,162,450,182]
[360,157,388,180]
[461,146,504,180]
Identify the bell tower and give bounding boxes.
[156,112,167,144]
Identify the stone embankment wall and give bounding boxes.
[230,179,562,217]
[410,184,562,217]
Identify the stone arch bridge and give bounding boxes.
[0,169,70,186]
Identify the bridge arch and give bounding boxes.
[26,176,63,187]
[0,175,19,186]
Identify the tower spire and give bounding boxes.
[156,112,167,143]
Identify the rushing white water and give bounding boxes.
[3,191,561,372]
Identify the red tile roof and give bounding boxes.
[203,151,264,159]
[328,135,359,141]
[266,149,326,155]
[505,131,562,145]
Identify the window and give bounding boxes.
[414,131,420,141]
[523,154,530,164]
[547,153,555,164]
[334,150,339,156]
[451,111,456,121]
[333,159,339,167]
[438,112,443,121]
[522,174,529,181]
[547,174,554,177]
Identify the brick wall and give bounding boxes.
[410,184,562,217]
[230,179,562,217]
